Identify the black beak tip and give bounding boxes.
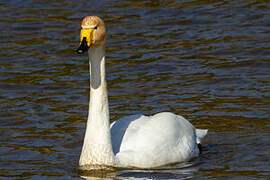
[76,37,89,54]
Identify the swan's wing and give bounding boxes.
[110,114,145,155]
[111,112,202,168]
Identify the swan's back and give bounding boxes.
[111,112,205,168]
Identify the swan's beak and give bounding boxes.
[76,28,94,54]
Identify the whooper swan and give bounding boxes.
[76,16,208,170]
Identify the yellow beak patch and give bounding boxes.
[80,28,95,47]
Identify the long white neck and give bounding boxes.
[79,45,115,168]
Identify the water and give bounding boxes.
[0,0,269,179]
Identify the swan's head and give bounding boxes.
[76,16,106,54]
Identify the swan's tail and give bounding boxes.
[196,129,208,153]
[195,129,208,144]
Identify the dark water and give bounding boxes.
[0,0,269,179]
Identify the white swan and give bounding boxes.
[76,16,208,170]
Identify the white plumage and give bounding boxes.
[111,112,207,168]
[76,16,208,170]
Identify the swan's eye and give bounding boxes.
[94,26,98,30]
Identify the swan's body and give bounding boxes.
[77,16,207,170]
[111,112,207,168]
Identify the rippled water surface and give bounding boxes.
[0,0,270,179]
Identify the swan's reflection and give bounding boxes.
[79,162,197,180]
